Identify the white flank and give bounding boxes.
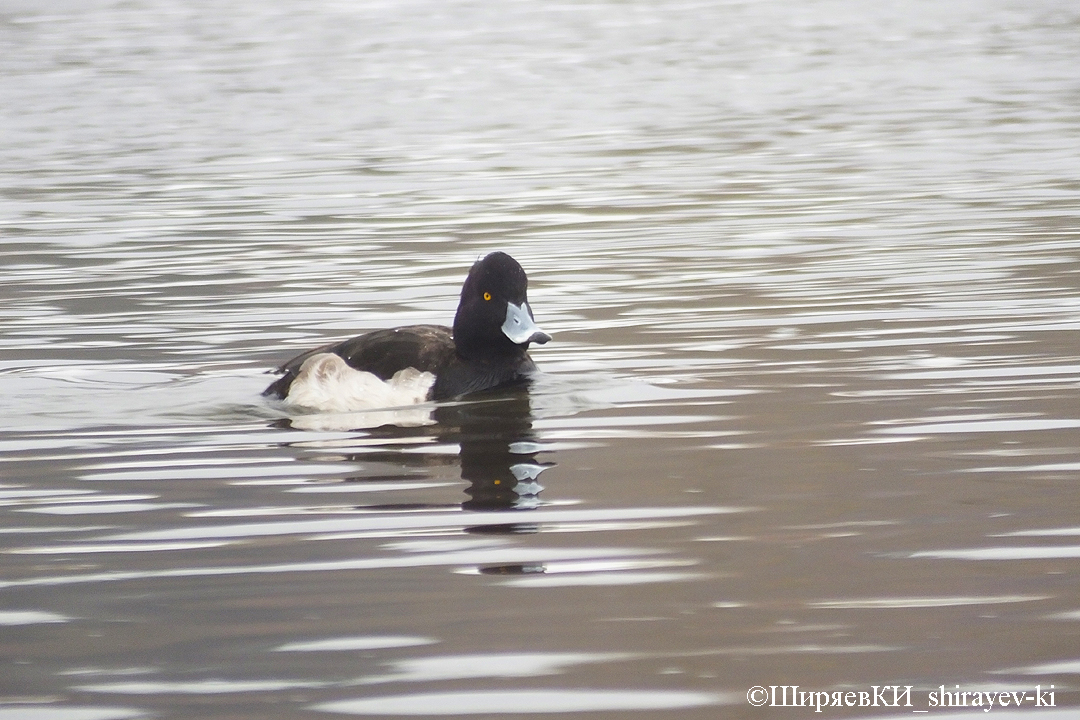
[284,353,435,412]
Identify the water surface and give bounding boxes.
[3,0,1080,718]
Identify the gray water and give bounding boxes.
[3,0,1080,718]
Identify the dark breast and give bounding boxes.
[430,353,537,400]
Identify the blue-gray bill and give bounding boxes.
[501,301,550,345]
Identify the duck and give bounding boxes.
[263,251,550,411]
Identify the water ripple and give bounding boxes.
[314,689,728,716]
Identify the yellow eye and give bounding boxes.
[483,292,492,301]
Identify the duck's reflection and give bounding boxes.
[434,387,553,514]
[280,384,554,516]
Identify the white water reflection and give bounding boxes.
[498,569,708,588]
[105,506,738,543]
[1006,660,1080,675]
[81,463,357,482]
[910,547,1080,561]
[275,637,437,653]
[0,709,146,720]
[75,679,330,695]
[315,689,727,716]
[20,501,197,515]
[996,527,1080,537]
[877,417,1080,436]
[973,464,1080,475]
[0,543,702,591]
[356,652,627,684]
[9,541,228,555]
[0,610,71,625]
[809,595,1050,610]
[287,482,453,494]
